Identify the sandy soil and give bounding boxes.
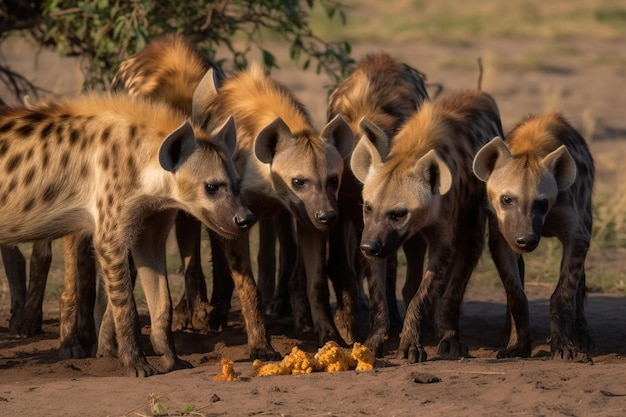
[2,37,626,416]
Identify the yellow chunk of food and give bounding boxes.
[213,358,239,381]
[352,342,375,371]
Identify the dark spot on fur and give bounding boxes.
[6,154,22,173]
[101,126,111,143]
[61,151,70,167]
[69,128,80,145]
[0,120,16,133]
[101,154,110,170]
[25,111,46,123]
[80,163,89,178]
[23,197,36,212]
[16,124,34,138]
[42,183,58,203]
[41,152,49,169]
[129,124,137,140]
[0,140,9,157]
[23,167,36,186]
[56,125,65,144]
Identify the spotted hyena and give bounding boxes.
[473,113,594,361]
[0,93,254,376]
[111,34,229,333]
[351,90,504,363]
[326,52,430,351]
[193,63,354,347]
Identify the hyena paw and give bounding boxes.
[190,301,217,333]
[250,344,282,362]
[437,338,469,360]
[161,356,193,373]
[397,339,428,363]
[58,336,88,359]
[127,359,159,378]
[9,309,43,337]
[550,337,592,363]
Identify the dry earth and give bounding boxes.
[2,36,626,416]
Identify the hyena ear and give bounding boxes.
[159,121,199,172]
[359,117,390,158]
[350,131,383,184]
[213,115,237,158]
[321,114,353,160]
[23,95,35,109]
[410,149,452,195]
[473,136,510,182]
[542,144,577,190]
[192,67,221,126]
[254,117,292,163]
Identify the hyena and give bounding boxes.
[326,52,430,350]
[193,63,354,347]
[472,113,594,361]
[0,93,254,376]
[111,34,228,333]
[351,90,504,363]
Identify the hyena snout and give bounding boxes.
[514,233,540,252]
[234,211,257,231]
[360,240,382,257]
[315,210,338,227]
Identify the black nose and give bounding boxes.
[514,234,539,251]
[315,210,338,225]
[235,213,256,231]
[360,240,382,257]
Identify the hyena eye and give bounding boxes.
[364,202,372,213]
[292,178,306,188]
[327,175,339,189]
[205,183,220,195]
[389,209,408,221]
[534,198,549,213]
[500,195,513,206]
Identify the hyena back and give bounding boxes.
[194,63,354,346]
[0,93,253,376]
[351,90,504,363]
[326,52,430,352]
[473,112,594,360]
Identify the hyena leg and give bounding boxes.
[328,216,362,345]
[385,252,402,334]
[397,244,452,363]
[550,237,592,361]
[437,214,485,359]
[94,230,155,377]
[488,221,531,359]
[2,245,27,332]
[222,234,281,361]
[172,212,214,332]
[59,234,96,359]
[132,211,191,373]
[298,225,345,346]
[208,230,234,331]
[257,216,277,305]
[8,241,52,336]
[401,234,427,322]
[363,256,390,357]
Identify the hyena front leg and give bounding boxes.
[1,244,27,331]
[488,219,531,359]
[172,212,215,332]
[94,229,154,377]
[298,225,345,347]
[549,236,592,362]
[397,242,452,363]
[132,211,191,372]
[59,233,96,359]
[363,256,389,357]
[222,234,281,361]
[7,240,52,337]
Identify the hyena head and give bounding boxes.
[159,116,255,239]
[351,116,452,258]
[254,113,353,230]
[473,136,576,252]
[193,66,354,231]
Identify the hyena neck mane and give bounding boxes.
[507,113,568,157]
[211,64,315,145]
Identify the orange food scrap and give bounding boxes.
[213,358,239,381]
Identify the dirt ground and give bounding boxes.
[2,37,626,416]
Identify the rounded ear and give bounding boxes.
[350,133,383,184]
[159,121,198,172]
[23,95,35,109]
[254,117,291,164]
[542,144,577,190]
[411,149,452,195]
[473,136,510,182]
[192,68,220,126]
[321,114,354,160]
[213,115,237,158]
[358,117,390,158]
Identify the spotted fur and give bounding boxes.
[351,90,504,363]
[0,93,253,376]
[473,112,595,361]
